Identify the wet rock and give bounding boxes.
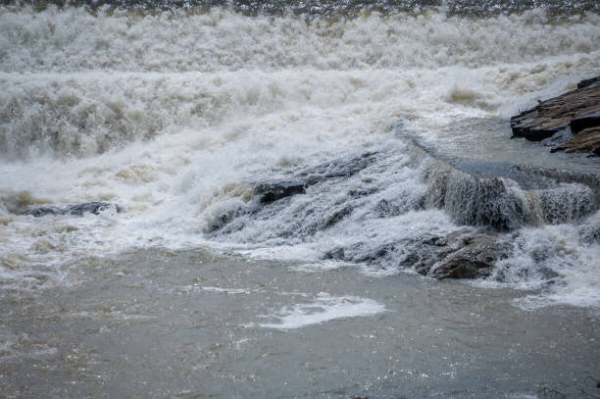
[429,233,512,279]
[254,151,379,204]
[207,151,380,236]
[569,111,600,135]
[295,151,378,183]
[24,202,120,217]
[254,181,306,204]
[324,229,512,280]
[578,76,600,89]
[552,126,600,156]
[510,75,600,156]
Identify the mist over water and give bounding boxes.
[1,2,600,396]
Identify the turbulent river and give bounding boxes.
[1,1,599,397]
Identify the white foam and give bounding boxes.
[235,245,323,262]
[1,6,599,310]
[257,293,386,330]
[198,286,253,295]
[1,6,599,158]
[2,7,598,74]
[483,218,600,310]
[292,260,353,273]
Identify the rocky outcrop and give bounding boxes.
[553,126,600,156]
[207,145,595,281]
[510,75,600,156]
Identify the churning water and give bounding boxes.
[1,1,599,397]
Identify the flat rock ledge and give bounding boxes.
[510,75,600,156]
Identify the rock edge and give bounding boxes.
[510,75,600,156]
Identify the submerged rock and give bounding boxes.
[510,75,600,156]
[254,181,306,204]
[23,202,120,217]
[207,151,380,235]
[253,150,379,205]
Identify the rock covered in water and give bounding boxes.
[254,151,380,204]
[324,229,512,280]
[206,145,596,281]
[254,181,306,204]
[510,75,600,156]
[206,151,381,234]
[425,165,527,231]
[23,202,121,217]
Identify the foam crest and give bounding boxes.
[257,293,386,330]
[473,210,598,308]
[1,7,599,74]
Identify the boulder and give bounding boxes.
[428,233,512,279]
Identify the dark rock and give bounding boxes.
[67,202,120,216]
[295,151,378,184]
[207,151,380,235]
[323,246,346,260]
[542,128,575,150]
[205,204,247,233]
[511,75,600,156]
[252,151,379,205]
[429,233,512,279]
[254,181,306,204]
[323,229,512,280]
[322,204,354,228]
[24,205,63,217]
[570,111,600,135]
[24,202,120,217]
[577,76,600,89]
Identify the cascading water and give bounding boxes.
[1,1,599,397]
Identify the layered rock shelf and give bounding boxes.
[510,75,600,156]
